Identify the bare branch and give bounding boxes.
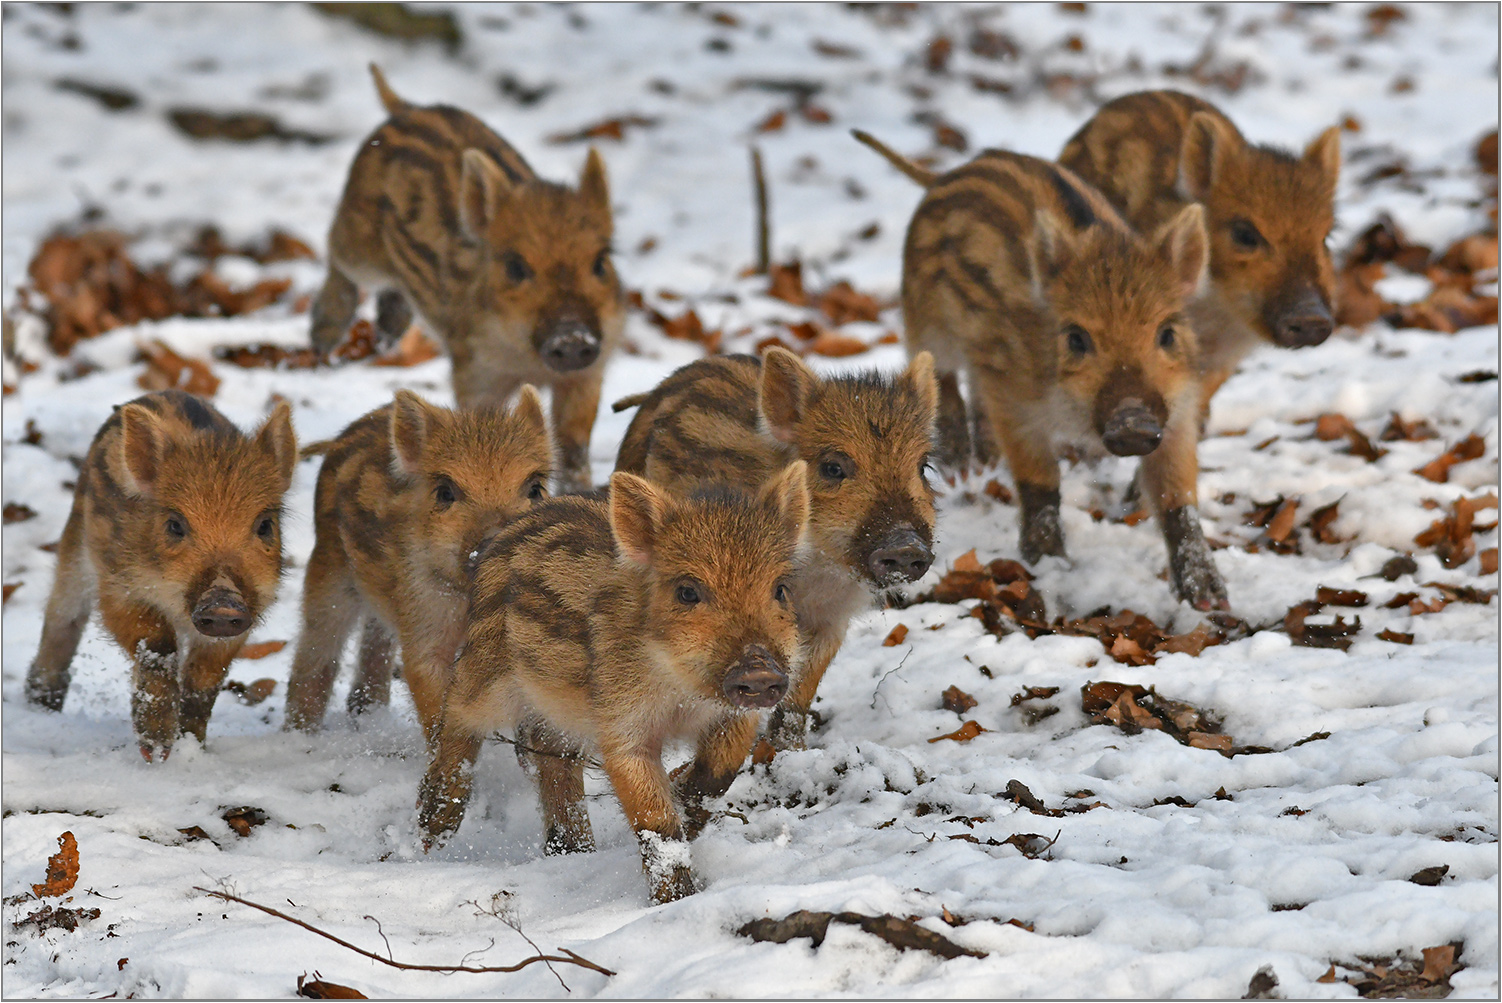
[194,887,616,979]
[751,145,770,275]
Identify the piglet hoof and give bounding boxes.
[416,778,469,850]
[23,679,66,713]
[639,831,697,904]
[139,741,171,764]
[1018,513,1065,566]
[765,706,808,753]
[1163,506,1230,613]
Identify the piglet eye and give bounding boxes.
[1065,325,1092,354]
[1158,324,1176,350]
[774,582,791,604]
[526,478,547,501]
[434,479,457,508]
[819,455,851,482]
[593,249,610,279]
[675,583,701,606]
[165,515,187,540]
[255,515,276,540]
[504,252,532,283]
[1229,219,1263,250]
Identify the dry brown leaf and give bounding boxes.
[222,805,269,837]
[1265,499,1300,544]
[817,280,883,325]
[1420,944,1457,983]
[766,262,808,306]
[1377,629,1415,644]
[1414,434,1487,483]
[756,109,787,133]
[546,115,657,144]
[137,339,220,397]
[2,582,21,605]
[882,624,909,647]
[224,678,278,706]
[297,975,369,999]
[983,479,1014,504]
[805,331,870,357]
[32,831,80,898]
[750,738,776,765]
[1480,548,1498,575]
[952,549,983,574]
[941,685,977,714]
[1315,587,1369,607]
[1187,732,1233,751]
[928,719,986,743]
[1316,965,1338,984]
[236,640,287,660]
[370,327,442,368]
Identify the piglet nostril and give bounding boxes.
[866,529,934,584]
[1102,405,1164,457]
[1278,313,1334,348]
[540,324,601,372]
[722,645,790,709]
[192,590,251,638]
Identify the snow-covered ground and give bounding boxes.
[2,3,1497,998]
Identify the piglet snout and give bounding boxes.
[192,588,251,638]
[722,645,789,709]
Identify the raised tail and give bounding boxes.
[369,63,409,116]
[850,129,938,188]
[299,439,336,460]
[611,392,652,413]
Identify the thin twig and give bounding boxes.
[467,893,570,993]
[870,647,913,711]
[751,145,770,274]
[363,914,394,963]
[194,888,615,978]
[487,731,602,769]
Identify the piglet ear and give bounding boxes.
[389,390,438,476]
[1156,203,1210,301]
[459,148,515,241]
[1302,125,1342,186]
[117,403,165,498]
[255,399,298,493]
[609,471,665,566]
[759,346,815,445]
[902,350,939,423]
[760,460,810,548]
[579,146,611,218]
[1028,210,1077,298]
[1178,112,1238,202]
[513,384,549,439]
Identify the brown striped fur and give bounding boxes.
[614,347,938,749]
[1059,90,1340,416]
[282,389,553,741]
[418,465,809,904]
[313,64,623,492]
[24,391,296,760]
[884,139,1228,610]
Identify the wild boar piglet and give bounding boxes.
[614,346,939,749]
[1059,89,1340,418]
[314,64,623,491]
[283,387,553,742]
[418,463,810,905]
[25,390,297,761]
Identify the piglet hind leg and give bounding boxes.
[346,617,395,719]
[25,504,92,711]
[603,748,696,904]
[310,264,359,354]
[515,716,595,854]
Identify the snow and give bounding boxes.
[2,2,1497,998]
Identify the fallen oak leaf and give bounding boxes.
[1413,434,1487,483]
[1420,944,1458,983]
[297,974,368,999]
[1315,586,1369,606]
[223,678,277,706]
[882,624,909,646]
[369,327,441,368]
[32,831,80,898]
[941,685,977,714]
[236,640,286,660]
[1009,685,1059,706]
[2,583,21,605]
[928,720,987,744]
[137,339,220,397]
[1377,629,1414,644]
